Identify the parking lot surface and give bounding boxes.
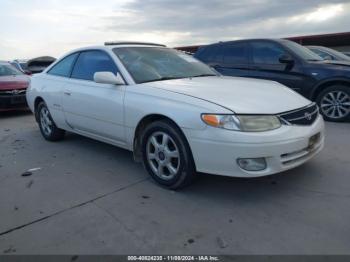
[0,111,349,255]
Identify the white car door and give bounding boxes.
[62,50,126,144]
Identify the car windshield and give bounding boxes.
[282,40,324,61]
[19,62,29,71]
[317,47,350,61]
[113,47,217,84]
[0,64,22,76]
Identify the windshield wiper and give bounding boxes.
[190,74,217,78]
[141,76,185,83]
[141,74,216,83]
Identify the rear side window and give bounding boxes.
[71,50,118,81]
[251,42,285,64]
[196,43,249,65]
[195,45,222,63]
[194,47,209,60]
[222,43,248,64]
[48,53,78,77]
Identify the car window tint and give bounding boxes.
[252,42,285,64]
[48,53,78,77]
[310,49,334,60]
[71,50,118,81]
[194,47,210,60]
[211,46,224,63]
[223,43,248,64]
[196,45,222,63]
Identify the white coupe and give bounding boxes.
[26,42,325,189]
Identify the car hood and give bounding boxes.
[0,75,30,90]
[322,60,350,66]
[144,76,311,114]
[309,60,350,70]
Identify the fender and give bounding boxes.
[311,77,350,99]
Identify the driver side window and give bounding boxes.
[252,42,286,65]
[71,50,119,81]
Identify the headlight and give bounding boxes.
[201,114,281,132]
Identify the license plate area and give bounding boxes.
[308,133,321,150]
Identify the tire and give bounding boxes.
[141,120,196,189]
[37,102,65,141]
[316,85,350,122]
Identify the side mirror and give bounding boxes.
[279,54,294,64]
[94,72,125,85]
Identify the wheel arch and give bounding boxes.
[132,114,195,169]
[311,78,350,100]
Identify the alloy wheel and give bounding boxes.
[40,107,53,136]
[320,91,350,119]
[146,131,180,180]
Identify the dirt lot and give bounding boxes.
[0,111,349,255]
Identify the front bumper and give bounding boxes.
[0,93,28,111]
[184,115,325,178]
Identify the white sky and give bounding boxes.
[0,0,348,60]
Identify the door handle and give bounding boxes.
[63,91,71,96]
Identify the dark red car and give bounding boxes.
[0,61,30,112]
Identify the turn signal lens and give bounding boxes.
[201,114,240,130]
[202,114,220,127]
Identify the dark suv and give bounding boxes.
[194,39,350,122]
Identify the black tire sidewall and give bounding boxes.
[141,121,195,189]
[316,85,350,122]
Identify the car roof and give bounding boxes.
[306,45,329,50]
[64,43,168,55]
[13,59,28,63]
[203,38,289,47]
[104,41,166,47]
[45,42,170,72]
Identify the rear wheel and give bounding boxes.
[316,85,350,122]
[141,120,196,189]
[37,102,65,141]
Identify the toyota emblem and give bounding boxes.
[6,89,24,95]
[304,112,312,121]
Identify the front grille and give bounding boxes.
[0,89,26,96]
[0,93,27,109]
[278,103,319,126]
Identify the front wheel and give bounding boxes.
[141,120,196,189]
[37,102,65,141]
[316,85,350,122]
